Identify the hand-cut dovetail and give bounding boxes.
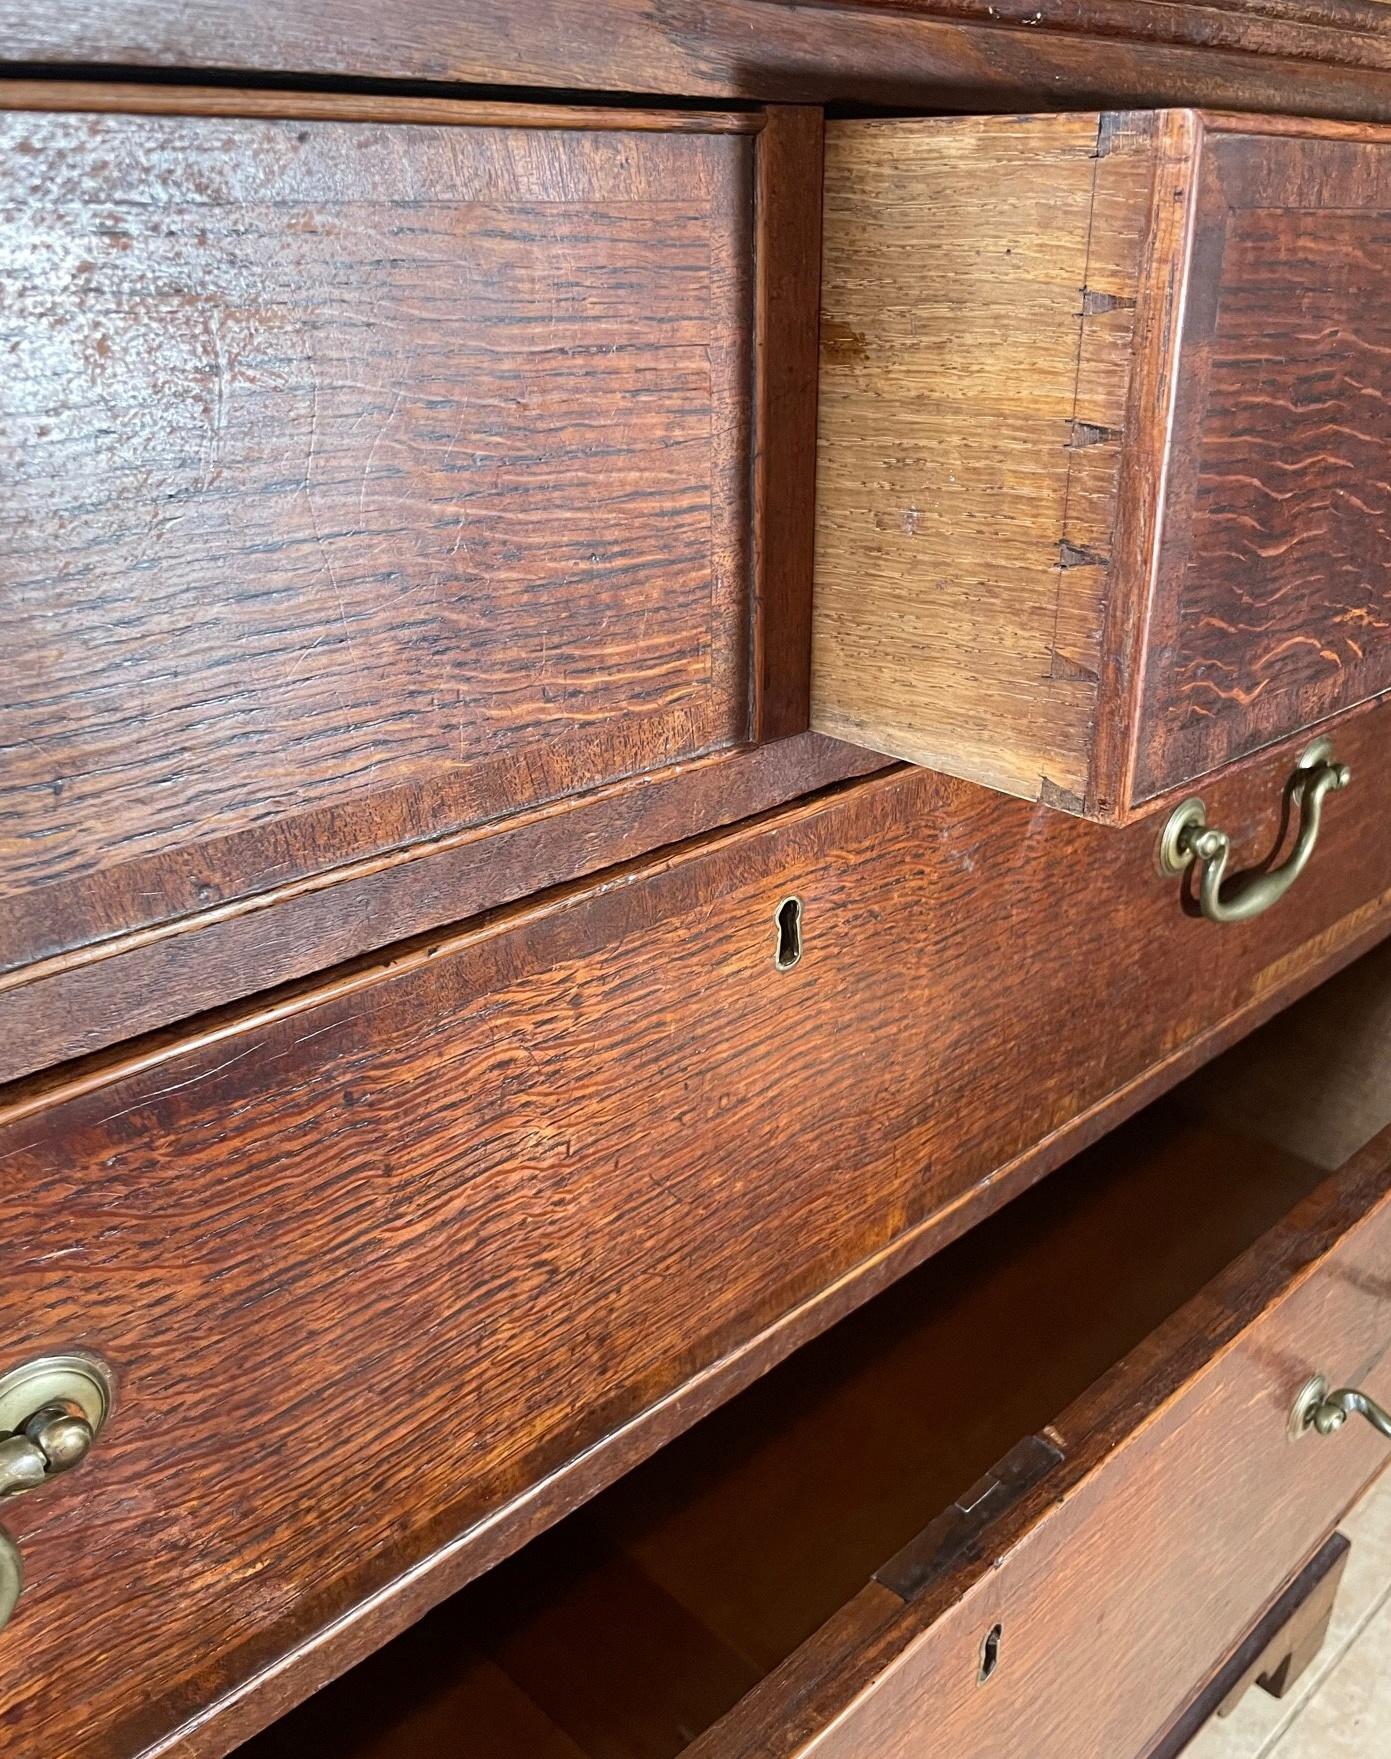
[1058,541,1110,570]
[1081,287,1137,316]
[1069,420,1120,449]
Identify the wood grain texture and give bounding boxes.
[586,1117,1328,1716]
[683,1085,1391,1756]
[234,1094,1336,1759]
[810,110,1162,811]
[1142,1534,1352,1756]
[815,108,1391,819]
[0,92,779,994]
[1136,116,1391,798]
[1218,1538,1350,1710]
[0,735,882,1085]
[5,719,1391,1758]
[12,0,1391,121]
[752,106,823,742]
[0,82,765,132]
[780,0,1391,57]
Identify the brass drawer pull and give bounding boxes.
[1291,1374,1391,1443]
[0,1353,113,1635]
[0,1533,19,1637]
[1159,738,1350,925]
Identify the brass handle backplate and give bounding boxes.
[0,1532,19,1636]
[0,1353,114,1635]
[1291,1374,1391,1443]
[1158,738,1351,925]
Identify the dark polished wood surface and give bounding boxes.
[6,21,1391,1759]
[1138,115,1391,799]
[0,100,750,969]
[0,734,880,1085]
[10,0,1391,119]
[233,1091,1336,1759]
[752,104,823,745]
[0,91,846,1073]
[683,1001,1391,1756]
[4,719,1391,1758]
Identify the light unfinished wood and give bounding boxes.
[811,111,1173,813]
[813,108,1391,821]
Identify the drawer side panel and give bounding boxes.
[811,111,1156,811]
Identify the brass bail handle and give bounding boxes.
[1291,1374,1391,1443]
[1158,738,1351,925]
[0,1353,114,1636]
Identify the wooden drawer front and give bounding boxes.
[814,109,1391,822]
[689,1106,1391,1759]
[226,946,1391,1759]
[0,88,819,1025]
[1138,119,1391,802]
[4,716,1391,1757]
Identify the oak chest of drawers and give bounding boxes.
[5,10,1391,1758]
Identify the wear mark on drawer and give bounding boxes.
[874,1432,1064,1602]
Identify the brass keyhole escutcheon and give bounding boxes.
[774,895,803,971]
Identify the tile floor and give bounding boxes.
[1187,1466,1391,1758]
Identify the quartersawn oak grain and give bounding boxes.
[228,950,1391,1759]
[5,717,1391,1759]
[685,1141,1391,1759]
[814,108,1391,821]
[677,947,1391,1757]
[0,99,748,956]
[0,89,834,1066]
[1135,116,1391,798]
[0,735,880,1085]
[1143,1536,1352,1757]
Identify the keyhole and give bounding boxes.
[774,896,803,970]
[978,1623,1002,1684]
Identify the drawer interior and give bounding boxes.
[235,934,1391,1759]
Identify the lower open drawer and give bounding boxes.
[237,937,1391,1758]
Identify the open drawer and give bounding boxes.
[236,935,1391,1759]
[813,109,1391,823]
